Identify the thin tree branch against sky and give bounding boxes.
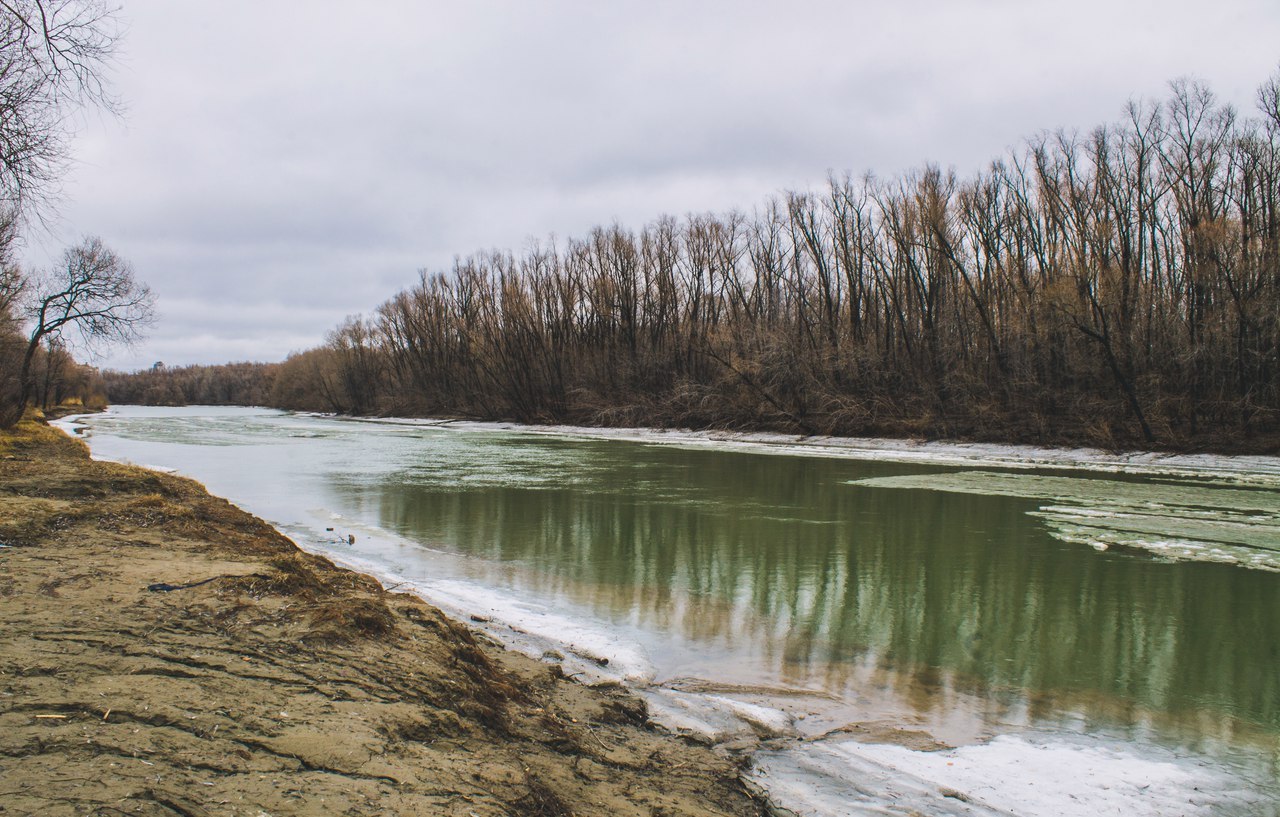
[26,0,1280,371]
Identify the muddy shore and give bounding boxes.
[0,418,768,816]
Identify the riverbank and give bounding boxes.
[0,418,767,816]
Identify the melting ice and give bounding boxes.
[851,471,1280,572]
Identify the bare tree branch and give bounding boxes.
[0,0,120,223]
[0,235,151,425]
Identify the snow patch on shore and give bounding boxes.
[751,734,1275,817]
[639,688,798,744]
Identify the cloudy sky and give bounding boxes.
[29,0,1280,371]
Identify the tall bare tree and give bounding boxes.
[0,2,123,425]
[0,236,152,426]
[0,0,119,221]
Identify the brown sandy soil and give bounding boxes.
[0,419,768,817]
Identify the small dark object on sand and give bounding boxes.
[147,577,219,593]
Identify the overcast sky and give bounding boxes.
[27,0,1280,371]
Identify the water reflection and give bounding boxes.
[331,432,1280,746]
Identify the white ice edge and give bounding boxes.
[306,412,1280,486]
[275,517,659,686]
[51,413,180,471]
[750,734,1276,817]
[50,413,93,435]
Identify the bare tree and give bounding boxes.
[0,0,120,222]
[0,235,152,426]
[0,1,120,422]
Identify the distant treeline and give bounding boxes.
[102,362,278,407]
[110,73,1280,452]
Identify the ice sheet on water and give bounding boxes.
[850,471,1280,571]
[69,407,1280,487]
[852,472,1280,515]
[359,416,1280,486]
[751,734,1275,817]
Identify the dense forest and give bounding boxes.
[101,361,276,408]
[107,72,1280,452]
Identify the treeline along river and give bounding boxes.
[103,72,1280,455]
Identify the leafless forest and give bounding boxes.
[107,73,1280,451]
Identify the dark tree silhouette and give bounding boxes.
[1,236,152,426]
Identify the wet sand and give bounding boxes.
[0,418,767,816]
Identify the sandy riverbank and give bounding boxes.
[0,418,767,816]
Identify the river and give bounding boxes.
[60,405,1280,816]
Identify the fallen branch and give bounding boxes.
[146,577,219,593]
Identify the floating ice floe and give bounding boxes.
[359,416,1280,487]
[850,471,1280,571]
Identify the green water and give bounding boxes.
[327,432,1280,747]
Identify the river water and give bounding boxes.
[61,405,1280,816]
